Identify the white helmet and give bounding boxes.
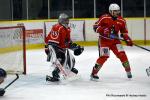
[109,3,120,13]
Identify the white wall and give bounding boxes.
[84,18,150,41]
[146,19,150,40]
[0,18,149,44]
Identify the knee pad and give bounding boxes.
[100,47,110,57]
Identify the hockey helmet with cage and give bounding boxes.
[58,13,69,28]
[109,3,120,17]
[109,3,120,12]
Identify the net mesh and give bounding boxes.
[0,26,26,74]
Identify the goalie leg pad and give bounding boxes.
[52,68,60,79]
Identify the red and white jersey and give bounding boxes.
[94,14,128,42]
[45,23,71,48]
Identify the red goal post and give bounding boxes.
[0,26,26,74]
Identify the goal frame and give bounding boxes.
[0,26,26,74]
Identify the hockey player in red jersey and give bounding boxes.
[45,13,84,82]
[91,3,133,80]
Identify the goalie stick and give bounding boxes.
[0,74,19,96]
[99,35,150,52]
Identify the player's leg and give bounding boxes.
[91,46,110,80]
[111,44,132,78]
[65,50,78,74]
[46,45,66,82]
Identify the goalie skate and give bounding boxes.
[46,75,59,82]
[146,67,150,77]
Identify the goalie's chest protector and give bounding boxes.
[47,24,71,48]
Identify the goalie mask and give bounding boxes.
[58,13,69,28]
[109,3,120,18]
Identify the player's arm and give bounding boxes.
[120,20,133,46]
[93,16,105,33]
[93,21,104,33]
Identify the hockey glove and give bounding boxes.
[109,34,118,39]
[0,88,5,96]
[109,25,118,39]
[69,42,84,55]
[74,46,84,56]
[93,25,98,32]
[121,34,133,46]
[70,42,78,49]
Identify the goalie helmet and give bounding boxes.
[58,13,69,28]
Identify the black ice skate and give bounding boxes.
[46,75,59,82]
[71,68,78,74]
[126,72,132,79]
[90,74,99,81]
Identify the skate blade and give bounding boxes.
[90,77,99,82]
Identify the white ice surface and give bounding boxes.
[0,46,150,100]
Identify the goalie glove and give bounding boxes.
[69,43,84,56]
[121,33,133,46]
[74,46,84,56]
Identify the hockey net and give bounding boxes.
[0,26,26,74]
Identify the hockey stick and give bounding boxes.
[4,74,19,90]
[132,44,150,52]
[0,74,19,96]
[53,60,68,78]
[99,35,150,52]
